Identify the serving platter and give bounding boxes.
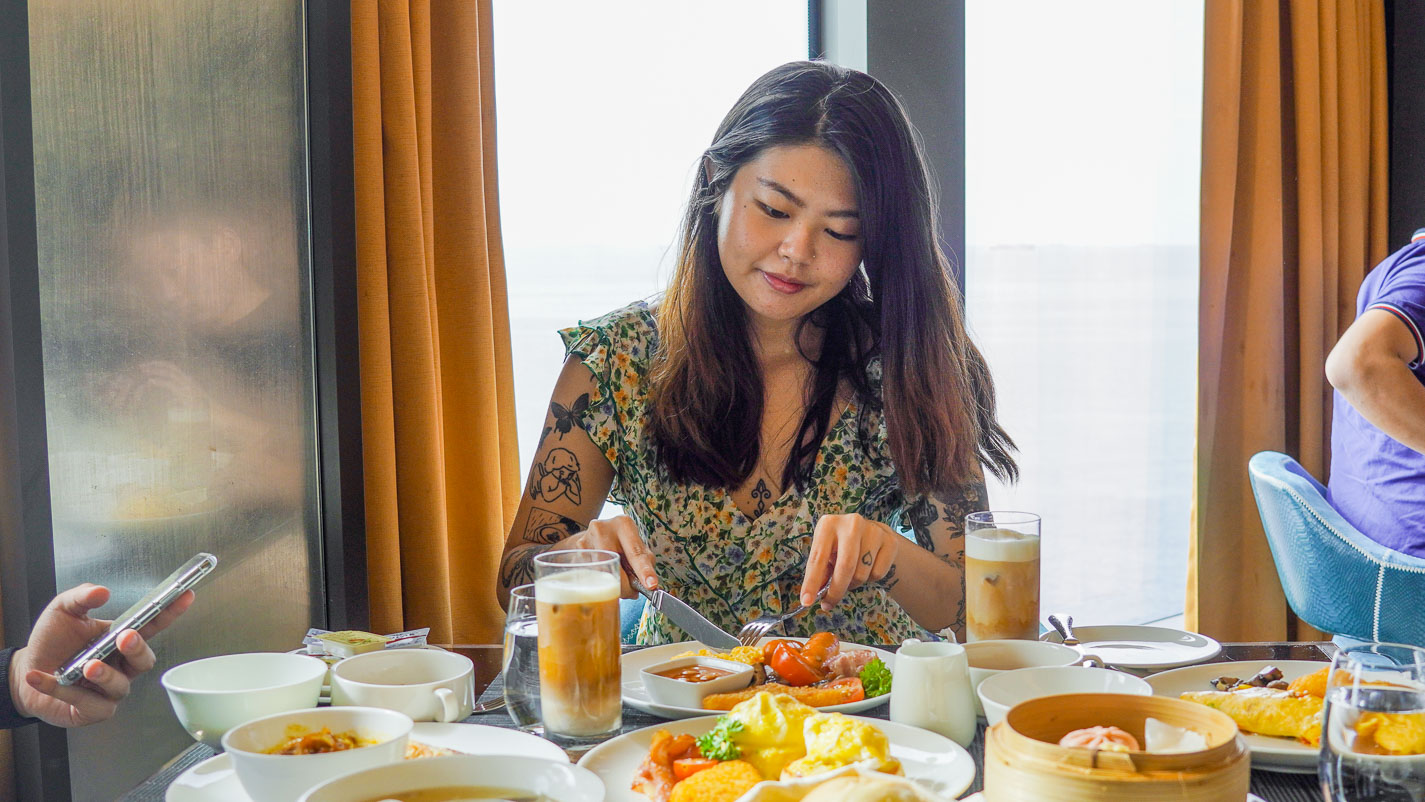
[1145,659,1330,773]
[621,638,894,719]
[577,714,974,802]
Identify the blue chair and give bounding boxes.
[1247,451,1425,647]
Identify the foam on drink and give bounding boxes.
[966,528,1040,561]
[535,568,621,738]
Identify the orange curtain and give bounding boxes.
[350,0,520,644]
[1191,0,1388,640]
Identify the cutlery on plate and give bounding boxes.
[469,697,506,714]
[1047,613,1081,646]
[735,584,831,647]
[634,584,741,650]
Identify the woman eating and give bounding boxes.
[497,61,1016,644]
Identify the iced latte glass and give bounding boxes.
[533,548,622,745]
[964,511,1041,642]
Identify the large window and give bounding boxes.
[494,3,808,485]
[966,2,1204,626]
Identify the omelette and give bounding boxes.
[1179,687,1323,745]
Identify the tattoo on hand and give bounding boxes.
[523,507,582,544]
[750,479,771,518]
[532,447,582,505]
[501,544,551,588]
[860,551,873,567]
[539,393,591,448]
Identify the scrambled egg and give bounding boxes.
[783,713,902,779]
[1355,711,1425,755]
[673,646,765,667]
[724,693,816,778]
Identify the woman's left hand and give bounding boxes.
[799,513,900,610]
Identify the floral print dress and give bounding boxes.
[560,301,945,646]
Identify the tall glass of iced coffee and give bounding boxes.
[964,511,1041,641]
[533,548,622,745]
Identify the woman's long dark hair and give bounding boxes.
[648,61,1016,498]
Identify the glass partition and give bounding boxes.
[27,1,319,796]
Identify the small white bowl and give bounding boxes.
[963,639,1086,717]
[221,706,413,802]
[640,656,754,709]
[161,652,328,747]
[299,754,605,802]
[978,666,1152,726]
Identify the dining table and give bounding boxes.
[125,641,1336,802]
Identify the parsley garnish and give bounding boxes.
[694,717,745,761]
[860,657,893,698]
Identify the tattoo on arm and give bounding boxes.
[538,393,591,449]
[878,563,900,591]
[500,544,552,589]
[906,497,940,552]
[532,447,582,505]
[523,506,583,544]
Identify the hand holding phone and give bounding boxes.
[53,553,216,686]
[5,555,210,728]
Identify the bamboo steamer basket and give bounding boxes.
[983,692,1250,801]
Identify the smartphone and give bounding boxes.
[54,552,217,686]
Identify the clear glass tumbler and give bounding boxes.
[1319,641,1425,801]
[533,548,622,746]
[964,511,1042,642]
[501,583,541,733]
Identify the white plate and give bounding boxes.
[577,714,975,802]
[622,639,894,719]
[962,795,1266,801]
[1040,625,1223,670]
[164,722,569,800]
[1146,659,1328,774]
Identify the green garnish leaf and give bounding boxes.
[695,717,745,761]
[860,657,893,698]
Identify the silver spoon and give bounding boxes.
[1047,613,1080,646]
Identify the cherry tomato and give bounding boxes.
[762,639,794,664]
[768,641,825,686]
[800,632,840,669]
[673,758,720,781]
[826,676,866,703]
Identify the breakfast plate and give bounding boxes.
[622,638,895,719]
[1040,625,1222,670]
[578,714,975,802]
[164,722,569,800]
[1146,659,1329,774]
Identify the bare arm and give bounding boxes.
[1325,308,1425,454]
[497,356,659,608]
[798,479,982,638]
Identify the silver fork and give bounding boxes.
[735,585,831,647]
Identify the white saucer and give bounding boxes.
[1040,625,1222,670]
[164,722,568,801]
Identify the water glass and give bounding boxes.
[534,549,622,746]
[964,511,1042,641]
[1320,641,1425,801]
[501,583,541,733]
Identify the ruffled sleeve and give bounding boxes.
[556,301,657,507]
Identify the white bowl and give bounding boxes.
[977,666,1152,726]
[639,656,754,709]
[963,639,1084,717]
[161,652,327,747]
[221,706,412,802]
[299,754,606,802]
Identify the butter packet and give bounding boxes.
[302,627,431,658]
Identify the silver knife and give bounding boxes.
[635,585,740,650]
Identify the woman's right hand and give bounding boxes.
[549,514,660,599]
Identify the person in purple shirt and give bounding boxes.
[1325,228,1425,558]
